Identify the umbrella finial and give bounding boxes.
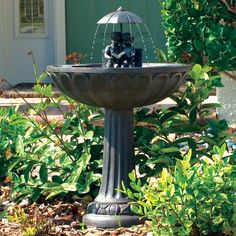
[97,7,143,24]
[117,6,125,11]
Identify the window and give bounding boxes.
[15,0,49,38]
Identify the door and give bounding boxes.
[0,0,66,87]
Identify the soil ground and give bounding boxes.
[0,184,151,236]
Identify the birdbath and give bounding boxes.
[47,7,190,229]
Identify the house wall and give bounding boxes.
[65,0,166,64]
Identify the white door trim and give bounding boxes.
[0,0,7,79]
[53,0,66,65]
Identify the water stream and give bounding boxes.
[90,22,157,64]
[90,24,101,61]
[143,23,158,61]
[103,22,110,48]
[135,23,149,62]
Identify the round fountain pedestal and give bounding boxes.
[47,63,190,228]
[83,109,144,228]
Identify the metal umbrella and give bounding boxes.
[97,6,143,34]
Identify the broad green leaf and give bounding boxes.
[84,131,94,140]
[41,182,61,189]
[77,184,90,194]
[127,189,134,199]
[31,188,42,202]
[45,188,65,200]
[61,183,77,191]
[130,182,140,192]
[130,204,143,215]
[213,177,224,184]
[11,173,21,183]
[39,163,48,183]
[81,153,91,166]
[44,84,52,97]
[161,168,168,183]
[183,149,192,163]
[189,64,203,80]
[0,209,8,219]
[175,160,183,175]
[37,71,48,83]
[161,147,180,153]
[128,170,136,182]
[167,184,175,198]
[67,165,83,183]
[33,84,42,94]
[52,175,63,184]
[24,161,36,183]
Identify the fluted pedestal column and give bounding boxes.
[83,109,144,228]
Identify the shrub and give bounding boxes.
[122,145,236,236]
[1,78,104,202]
[1,62,232,203]
[134,64,230,180]
[160,0,236,77]
[0,107,29,180]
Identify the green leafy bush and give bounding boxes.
[134,64,230,180]
[160,0,236,75]
[1,77,104,202]
[0,107,30,180]
[0,62,231,203]
[122,145,236,236]
[1,53,105,202]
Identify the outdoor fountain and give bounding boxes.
[47,7,190,228]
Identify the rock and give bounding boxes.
[19,199,29,207]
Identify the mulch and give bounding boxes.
[0,184,152,236]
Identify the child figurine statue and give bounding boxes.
[104,32,122,68]
[121,33,135,67]
[103,32,135,68]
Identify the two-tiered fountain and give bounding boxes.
[47,7,190,228]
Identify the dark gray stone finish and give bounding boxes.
[47,63,190,228]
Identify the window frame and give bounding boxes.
[14,0,49,39]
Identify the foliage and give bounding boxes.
[8,207,52,236]
[0,51,102,202]
[0,107,30,180]
[0,63,231,202]
[122,145,236,236]
[0,53,232,204]
[134,64,230,180]
[160,0,236,74]
[11,93,104,202]
[1,73,104,202]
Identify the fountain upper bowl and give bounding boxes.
[47,63,190,109]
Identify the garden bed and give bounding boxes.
[0,65,235,235]
[0,184,151,236]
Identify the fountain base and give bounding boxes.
[83,213,145,228]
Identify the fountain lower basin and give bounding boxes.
[47,63,190,228]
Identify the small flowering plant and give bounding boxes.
[65,52,87,64]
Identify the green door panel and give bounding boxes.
[66,0,166,63]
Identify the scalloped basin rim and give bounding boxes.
[47,63,190,109]
[47,63,191,74]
